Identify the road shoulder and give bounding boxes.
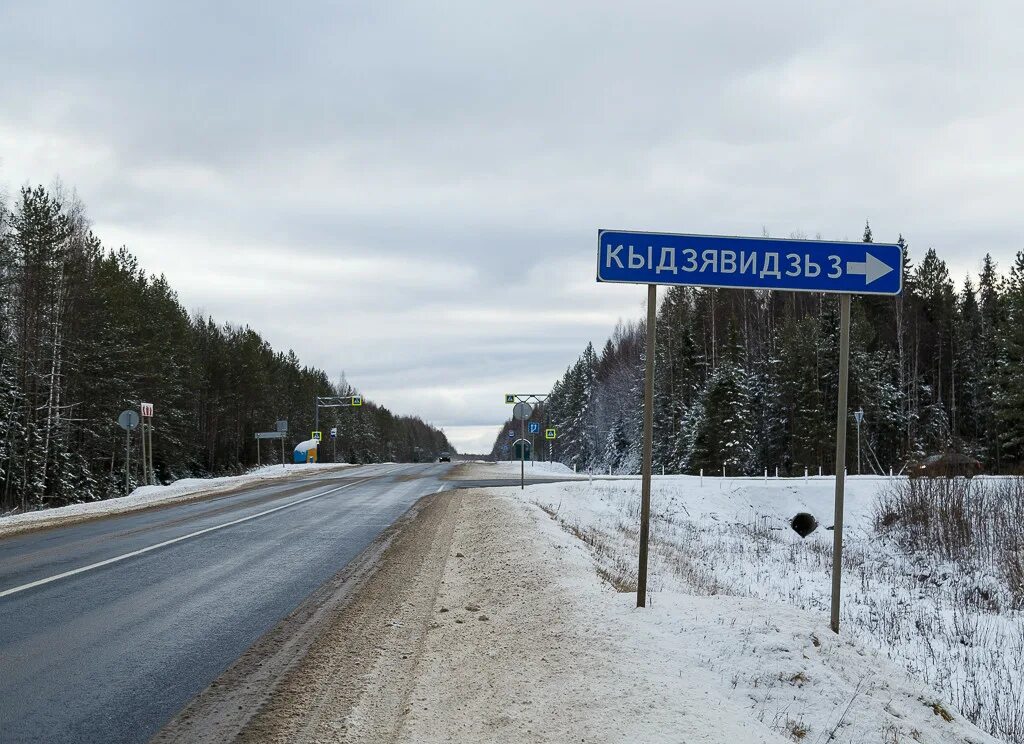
[219,487,776,743]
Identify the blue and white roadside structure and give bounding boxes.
[597,230,902,296]
[597,228,904,631]
[293,439,318,464]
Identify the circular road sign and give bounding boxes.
[512,402,533,420]
[117,410,140,431]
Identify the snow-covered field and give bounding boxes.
[516,474,1022,743]
[0,463,356,536]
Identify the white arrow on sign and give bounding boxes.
[846,252,894,285]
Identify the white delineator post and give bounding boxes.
[831,294,852,634]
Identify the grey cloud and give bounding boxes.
[1,1,1021,431]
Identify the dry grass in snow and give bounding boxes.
[524,475,1022,743]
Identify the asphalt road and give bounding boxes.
[0,463,459,744]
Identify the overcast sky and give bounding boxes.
[1,2,1022,453]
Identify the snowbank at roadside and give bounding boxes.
[0,463,356,537]
[531,498,1001,744]
[514,476,1020,743]
[529,497,997,744]
[449,460,579,479]
[394,487,999,743]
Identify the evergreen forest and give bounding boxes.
[493,224,1024,476]
[0,184,452,513]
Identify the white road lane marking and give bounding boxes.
[0,477,378,599]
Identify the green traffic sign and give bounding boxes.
[545,428,557,440]
[505,394,515,404]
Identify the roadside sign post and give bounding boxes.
[831,297,852,633]
[637,282,656,608]
[513,401,533,489]
[597,229,903,626]
[506,394,548,485]
[545,428,556,463]
[117,410,141,496]
[278,421,289,467]
[528,421,540,467]
[255,430,287,469]
[140,402,154,486]
[277,420,288,468]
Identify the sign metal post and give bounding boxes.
[506,394,549,485]
[513,401,532,489]
[832,297,852,634]
[140,403,154,485]
[254,430,287,468]
[637,283,656,608]
[277,420,288,468]
[596,229,902,628]
[117,410,141,495]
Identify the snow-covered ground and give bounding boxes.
[514,474,1021,743]
[0,463,356,537]
[322,483,1001,743]
[448,460,579,478]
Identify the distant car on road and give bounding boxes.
[907,451,983,479]
[438,452,451,462]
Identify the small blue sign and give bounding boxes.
[597,230,902,296]
[528,422,541,434]
[507,430,515,438]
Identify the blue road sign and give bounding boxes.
[528,422,541,434]
[507,430,515,438]
[597,230,902,296]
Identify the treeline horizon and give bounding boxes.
[492,223,1024,476]
[0,183,453,513]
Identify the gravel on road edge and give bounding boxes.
[150,486,460,744]
[208,487,746,744]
